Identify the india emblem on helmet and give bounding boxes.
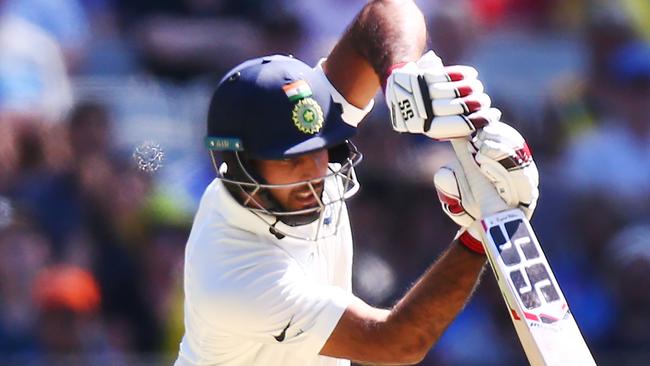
[292,97,324,134]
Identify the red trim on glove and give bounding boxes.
[516,143,533,164]
[436,191,464,215]
[456,85,473,97]
[447,71,464,82]
[463,99,483,114]
[382,62,408,91]
[458,230,485,255]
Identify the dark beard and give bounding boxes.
[272,189,323,227]
[275,209,321,226]
[223,180,324,226]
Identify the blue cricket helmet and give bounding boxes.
[206,54,357,159]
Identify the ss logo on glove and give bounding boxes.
[384,51,499,140]
[398,100,414,121]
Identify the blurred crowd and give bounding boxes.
[1,0,650,365]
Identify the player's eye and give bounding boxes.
[275,157,300,167]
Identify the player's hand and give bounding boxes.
[384,51,500,140]
[433,159,487,254]
[471,122,539,219]
[434,123,539,254]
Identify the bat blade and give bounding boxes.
[480,209,596,366]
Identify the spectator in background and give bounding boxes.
[32,265,106,365]
[529,21,642,348]
[426,3,479,66]
[564,41,650,211]
[116,0,303,81]
[9,101,164,357]
[0,214,51,360]
[605,223,650,352]
[11,101,112,254]
[547,40,650,354]
[137,195,191,353]
[541,9,636,159]
[3,0,90,71]
[0,0,73,123]
[0,0,75,208]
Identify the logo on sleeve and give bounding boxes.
[273,316,294,342]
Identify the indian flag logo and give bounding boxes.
[282,80,312,102]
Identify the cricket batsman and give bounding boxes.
[174,0,539,365]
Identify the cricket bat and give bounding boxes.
[450,139,596,366]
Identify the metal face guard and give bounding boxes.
[211,143,362,241]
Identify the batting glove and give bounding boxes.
[384,50,500,140]
[471,122,539,220]
[434,160,486,254]
[434,123,539,254]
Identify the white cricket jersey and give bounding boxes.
[174,177,355,366]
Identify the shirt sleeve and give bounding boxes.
[313,58,374,128]
[193,251,353,357]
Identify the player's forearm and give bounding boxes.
[383,243,486,362]
[321,244,486,364]
[348,0,426,79]
[324,0,426,108]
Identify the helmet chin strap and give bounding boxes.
[275,207,321,226]
[268,218,286,239]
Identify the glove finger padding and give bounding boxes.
[432,93,491,116]
[428,78,484,99]
[424,108,501,141]
[473,122,539,219]
[420,65,479,84]
[433,160,480,228]
[385,50,497,140]
[440,65,479,82]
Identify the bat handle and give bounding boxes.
[450,138,509,218]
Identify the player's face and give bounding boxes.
[254,149,329,212]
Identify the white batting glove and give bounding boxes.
[471,122,539,219]
[434,150,511,255]
[434,123,539,254]
[434,160,486,254]
[385,51,500,140]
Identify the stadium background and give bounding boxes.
[1,0,650,364]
